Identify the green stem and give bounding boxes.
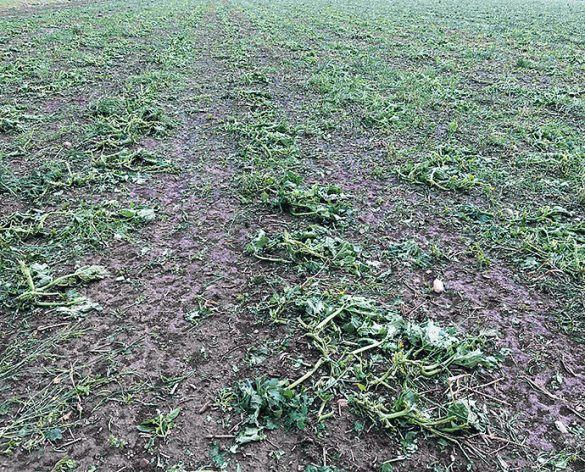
[349,340,382,356]
[18,260,35,292]
[314,304,347,332]
[253,253,291,264]
[289,357,325,389]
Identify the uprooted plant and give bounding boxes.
[16,263,109,309]
[219,377,313,449]
[226,285,505,443]
[396,146,486,192]
[0,202,156,247]
[88,92,175,151]
[245,225,370,275]
[93,148,179,174]
[351,390,484,437]
[238,171,353,225]
[265,172,352,224]
[456,204,585,281]
[137,408,181,450]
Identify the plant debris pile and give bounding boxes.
[246,226,369,275]
[266,172,352,224]
[225,286,503,448]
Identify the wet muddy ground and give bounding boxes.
[1,0,584,471]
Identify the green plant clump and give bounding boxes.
[397,146,484,192]
[267,172,352,224]
[262,286,501,438]
[246,226,369,275]
[226,377,313,448]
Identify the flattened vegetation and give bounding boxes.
[0,0,583,471]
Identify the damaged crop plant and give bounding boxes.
[1,0,584,470]
[245,226,369,275]
[220,286,503,452]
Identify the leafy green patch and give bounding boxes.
[16,263,108,308]
[396,146,485,192]
[88,93,175,150]
[458,205,584,281]
[17,159,98,199]
[184,295,216,328]
[265,285,500,439]
[0,159,18,196]
[308,64,370,109]
[225,110,299,169]
[265,172,352,224]
[137,408,181,449]
[0,202,155,247]
[353,392,483,436]
[0,105,34,133]
[246,226,369,275]
[226,377,313,447]
[506,207,584,280]
[108,434,128,449]
[385,239,438,268]
[535,450,578,471]
[514,150,584,181]
[361,97,406,131]
[209,442,228,469]
[272,287,499,371]
[51,456,77,472]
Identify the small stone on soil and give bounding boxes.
[433,278,445,294]
[554,420,569,434]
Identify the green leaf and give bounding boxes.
[44,427,64,442]
[236,426,266,445]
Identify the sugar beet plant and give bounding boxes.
[225,285,502,450]
[396,145,487,193]
[456,204,585,282]
[0,202,156,308]
[246,226,369,275]
[221,377,313,449]
[265,172,352,225]
[240,171,353,224]
[16,263,108,308]
[88,91,176,151]
[291,287,497,428]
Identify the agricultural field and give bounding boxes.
[0,0,584,470]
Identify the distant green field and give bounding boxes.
[0,0,66,11]
[1,0,583,471]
